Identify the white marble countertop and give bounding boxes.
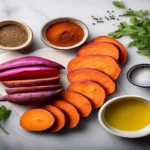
[0,0,150,150]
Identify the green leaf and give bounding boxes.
[112,1,125,8]
[0,105,11,134]
[122,9,149,18]
[130,17,137,25]
[108,30,125,38]
[0,105,11,121]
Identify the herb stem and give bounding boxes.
[0,123,9,134]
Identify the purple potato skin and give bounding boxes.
[0,66,60,81]
[6,85,61,94]
[0,89,62,105]
[3,77,60,88]
[0,56,65,71]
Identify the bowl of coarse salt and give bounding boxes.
[127,64,150,88]
[0,20,33,51]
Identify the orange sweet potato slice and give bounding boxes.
[61,91,92,117]
[51,100,80,128]
[91,36,127,65]
[67,55,121,80]
[67,68,116,94]
[67,80,106,109]
[43,105,65,132]
[78,42,120,61]
[20,109,55,131]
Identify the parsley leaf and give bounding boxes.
[108,9,150,57]
[122,10,149,19]
[0,105,11,134]
[113,1,125,8]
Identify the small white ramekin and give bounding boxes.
[41,17,89,50]
[98,95,150,138]
[0,20,33,51]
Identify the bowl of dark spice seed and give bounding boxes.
[0,20,33,51]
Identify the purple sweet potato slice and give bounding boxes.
[6,85,61,94]
[0,56,65,71]
[3,77,60,88]
[0,66,60,81]
[0,89,62,106]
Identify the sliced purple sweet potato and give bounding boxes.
[6,85,61,94]
[3,77,60,88]
[0,66,60,81]
[0,56,65,71]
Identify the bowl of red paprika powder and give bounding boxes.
[41,17,89,50]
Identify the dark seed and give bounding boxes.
[92,23,95,25]
[117,19,119,20]
[112,11,114,12]
[119,15,122,17]
[107,11,109,12]
[129,8,131,10]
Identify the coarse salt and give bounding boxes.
[131,67,150,86]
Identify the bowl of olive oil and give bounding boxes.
[98,95,150,138]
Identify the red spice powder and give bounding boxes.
[46,21,84,47]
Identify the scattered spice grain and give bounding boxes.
[0,24,28,47]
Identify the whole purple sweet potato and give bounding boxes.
[0,56,65,71]
[6,85,61,94]
[0,89,62,105]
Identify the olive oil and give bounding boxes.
[104,98,150,131]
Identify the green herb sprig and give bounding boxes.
[108,7,150,57]
[112,1,125,8]
[0,105,11,134]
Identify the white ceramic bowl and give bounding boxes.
[0,20,33,51]
[98,95,150,138]
[41,17,89,50]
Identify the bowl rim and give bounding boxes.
[40,17,89,50]
[127,64,150,88]
[0,20,33,51]
[98,95,150,138]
